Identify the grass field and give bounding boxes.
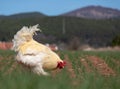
[0,50,120,89]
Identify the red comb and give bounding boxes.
[57,61,66,69]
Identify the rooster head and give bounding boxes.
[57,61,66,69]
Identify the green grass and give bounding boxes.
[0,50,120,89]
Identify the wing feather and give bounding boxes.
[16,52,46,67]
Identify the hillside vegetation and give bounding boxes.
[0,16,120,47]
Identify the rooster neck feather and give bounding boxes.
[12,24,41,51]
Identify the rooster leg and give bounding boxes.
[40,68,49,76]
[32,64,49,76]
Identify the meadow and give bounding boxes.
[0,50,120,89]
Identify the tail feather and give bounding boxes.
[12,24,41,51]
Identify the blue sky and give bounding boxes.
[0,0,120,16]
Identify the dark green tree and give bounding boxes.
[111,35,120,46]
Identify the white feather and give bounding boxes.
[16,52,46,66]
[12,24,41,51]
[16,50,49,75]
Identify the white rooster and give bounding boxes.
[12,25,66,75]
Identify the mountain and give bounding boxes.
[0,7,120,47]
[1,6,120,19]
[0,15,6,19]
[61,6,120,19]
[0,12,47,19]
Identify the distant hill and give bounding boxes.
[61,6,120,19]
[0,12,47,19]
[0,15,6,19]
[0,6,120,47]
[1,6,120,19]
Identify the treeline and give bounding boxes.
[0,16,120,47]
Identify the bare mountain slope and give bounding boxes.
[62,6,120,19]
